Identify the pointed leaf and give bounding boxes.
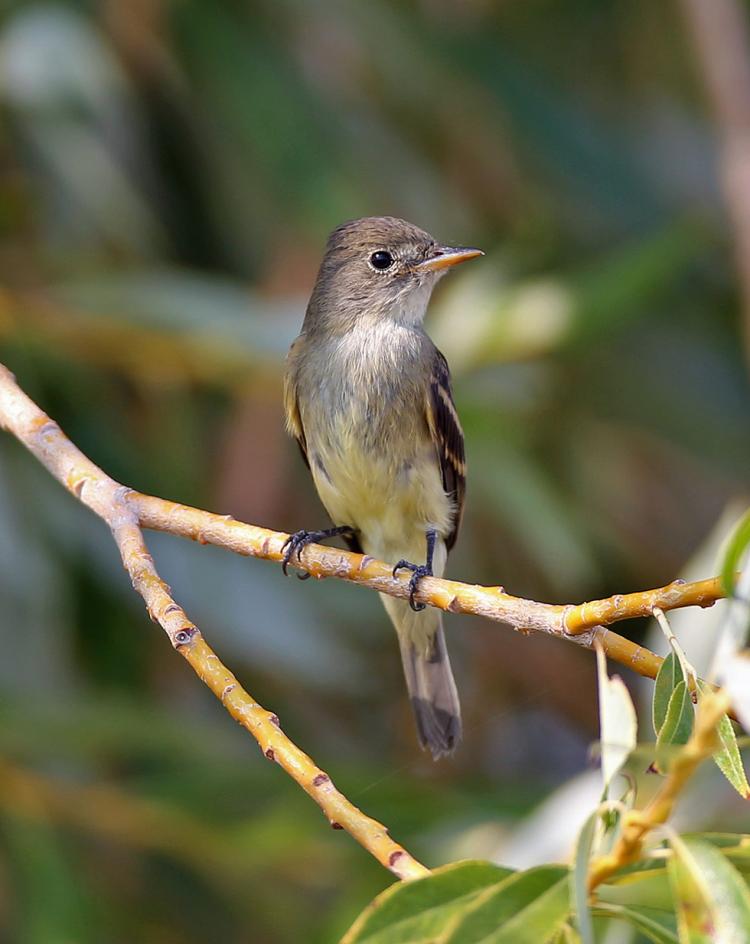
[550,924,582,944]
[571,812,598,944]
[608,833,750,888]
[655,681,693,774]
[340,861,513,944]
[696,681,750,799]
[721,509,750,594]
[593,904,678,943]
[686,832,750,849]
[597,647,638,789]
[683,835,750,879]
[668,836,750,944]
[711,712,749,798]
[653,653,683,736]
[441,867,570,944]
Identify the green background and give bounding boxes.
[0,1,748,941]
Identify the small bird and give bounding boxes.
[283,216,482,757]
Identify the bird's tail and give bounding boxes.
[382,595,462,758]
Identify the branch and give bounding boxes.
[0,364,427,882]
[0,363,731,675]
[0,362,731,877]
[563,578,726,635]
[586,689,731,891]
[129,493,731,679]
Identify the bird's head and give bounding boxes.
[305,216,482,332]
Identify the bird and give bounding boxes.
[282,216,482,757]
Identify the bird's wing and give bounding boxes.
[425,349,466,552]
[283,353,310,471]
[283,343,363,554]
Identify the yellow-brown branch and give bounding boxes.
[563,578,725,635]
[129,490,728,680]
[587,689,731,892]
[0,361,732,677]
[0,363,426,881]
[0,362,733,878]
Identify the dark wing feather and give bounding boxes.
[283,357,310,471]
[426,349,466,552]
[295,435,311,471]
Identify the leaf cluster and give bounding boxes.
[342,520,750,943]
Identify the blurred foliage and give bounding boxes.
[342,638,750,943]
[0,0,749,941]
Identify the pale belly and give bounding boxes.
[294,320,452,567]
[309,424,452,565]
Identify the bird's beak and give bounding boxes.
[415,246,484,273]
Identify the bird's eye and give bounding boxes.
[370,250,393,270]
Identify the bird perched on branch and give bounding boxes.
[282,216,482,757]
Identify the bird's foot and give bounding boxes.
[392,559,433,612]
[281,526,356,579]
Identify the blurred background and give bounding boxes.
[0,1,749,941]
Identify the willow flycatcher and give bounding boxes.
[282,216,482,757]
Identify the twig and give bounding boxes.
[563,578,725,636]
[586,689,730,891]
[130,491,733,679]
[652,607,698,688]
[0,363,427,881]
[0,363,731,675]
[129,490,667,677]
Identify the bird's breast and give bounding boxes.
[303,321,426,450]
[296,323,452,548]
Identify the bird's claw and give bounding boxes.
[281,526,356,578]
[392,559,432,612]
[281,530,317,578]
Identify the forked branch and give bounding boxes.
[587,689,731,891]
[130,494,727,680]
[0,362,731,879]
[0,363,427,881]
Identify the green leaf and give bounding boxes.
[722,847,750,879]
[711,712,749,799]
[655,681,693,774]
[441,867,570,944]
[721,509,750,594]
[687,832,750,849]
[550,924,582,944]
[340,861,513,944]
[571,812,598,944]
[605,833,750,888]
[596,647,638,790]
[653,653,683,737]
[683,835,750,879]
[668,836,750,943]
[593,904,678,943]
[696,681,750,799]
